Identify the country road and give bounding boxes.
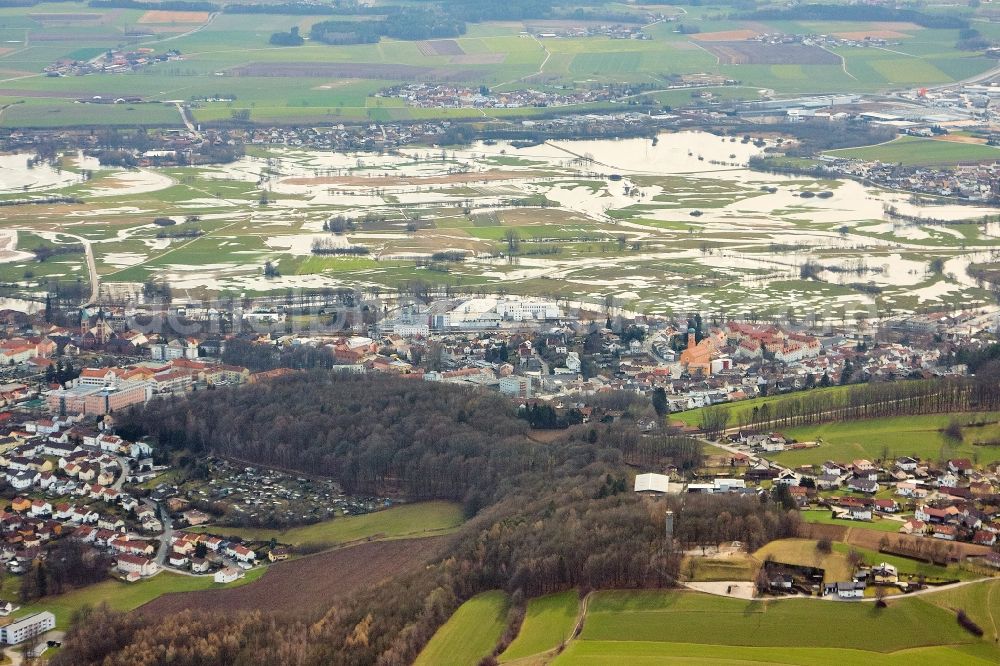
[81,237,99,305]
[174,101,201,139]
[149,499,174,566]
[112,455,131,491]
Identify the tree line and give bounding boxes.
[739,4,968,30]
[310,7,465,45]
[712,376,1000,434]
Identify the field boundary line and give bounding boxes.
[496,34,549,88]
[140,11,219,46]
[872,46,918,58]
[987,581,998,641]
[687,39,720,65]
[502,591,592,664]
[822,46,856,81]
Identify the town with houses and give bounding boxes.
[376,84,622,110]
[0,290,991,644]
[43,48,183,80]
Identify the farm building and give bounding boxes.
[634,473,670,495]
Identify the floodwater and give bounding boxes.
[0,153,83,192]
[4,130,1000,313]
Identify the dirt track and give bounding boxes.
[137,536,449,618]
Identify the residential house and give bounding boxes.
[815,473,842,490]
[116,554,157,578]
[947,459,973,476]
[214,566,242,584]
[825,581,866,599]
[874,499,898,513]
[847,478,879,494]
[168,551,190,568]
[932,524,958,541]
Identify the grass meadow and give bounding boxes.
[771,413,1000,467]
[188,501,464,548]
[422,578,1000,665]
[578,589,981,652]
[415,591,510,666]
[499,590,580,662]
[827,136,1000,166]
[552,641,1000,665]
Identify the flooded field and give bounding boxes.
[0,130,997,319]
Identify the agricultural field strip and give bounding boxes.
[0,9,997,120]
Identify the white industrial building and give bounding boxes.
[634,472,670,494]
[432,297,561,329]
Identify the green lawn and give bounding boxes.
[15,568,265,628]
[415,591,510,666]
[770,414,1000,467]
[580,589,977,652]
[500,590,579,662]
[923,579,1000,641]
[189,501,464,548]
[684,557,757,583]
[826,136,1000,167]
[553,641,1000,665]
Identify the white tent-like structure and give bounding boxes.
[633,472,670,495]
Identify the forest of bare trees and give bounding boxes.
[117,373,534,507]
[54,475,796,666]
[54,373,798,666]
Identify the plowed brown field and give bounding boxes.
[137,536,448,618]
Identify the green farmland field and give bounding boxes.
[922,579,1000,641]
[415,591,510,666]
[552,641,1000,666]
[579,589,976,651]
[2,4,999,126]
[422,583,1000,665]
[769,413,1000,467]
[556,580,1000,662]
[500,590,580,662]
[188,501,464,548]
[826,136,1000,167]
